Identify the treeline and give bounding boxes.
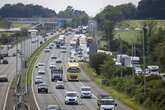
[89,53,165,110]
[137,0,165,19]
[0,4,89,27]
[0,3,56,18]
[96,0,165,26]
[58,6,89,27]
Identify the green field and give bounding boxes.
[114,20,165,44]
[12,23,31,29]
[114,30,142,44]
[116,20,165,29]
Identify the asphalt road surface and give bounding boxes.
[33,34,131,110]
[0,35,45,110]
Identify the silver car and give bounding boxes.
[47,105,62,110]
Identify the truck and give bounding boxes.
[146,65,160,76]
[97,94,117,110]
[116,54,140,68]
[0,47,8,57]
[56,40,61,48]
[51,66,63,81]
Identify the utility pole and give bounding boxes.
[143,25,148,96]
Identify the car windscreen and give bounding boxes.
[67,93,77,97]
[100,100,115,105]
[81,88,91,91]
[67,67,80,73]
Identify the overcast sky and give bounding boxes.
[0,0,141,17]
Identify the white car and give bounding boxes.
[44,48,50,52]
[38,68,46,75]
[49,62,56,69]
[65,91,79,105]
[47,105,62,110]
[99,98,117,110]
[36,63,45,68]
[80,86,92,98]
[35,75,43,84]
[60,45,67,49]
[0,75,8,82]
[51,54,57,59]
[56,81,64,89]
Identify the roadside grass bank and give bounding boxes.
[81,64,146,110]
[26,37,55,86]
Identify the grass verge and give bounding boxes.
[81,64,146,110]
[26,37,55,86]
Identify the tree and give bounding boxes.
[137,0,165,19]
[95,3,137,51]
[89,53,108,74]
[100,56,115,78]
[58,6,89,27]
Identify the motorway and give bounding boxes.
[0,34,46,110]
[33,34,131,110]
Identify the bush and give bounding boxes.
[89,53,108,75]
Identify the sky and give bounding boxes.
[0,0,141,17]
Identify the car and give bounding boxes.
[49,46,53,49]
[98,98,117,110]
[38,69,46,75]
[60,45,67,49]
[0,75,8,82]
[38,83,48,93]
[51,68,63,81]
[49,62,56,69]
[80,86,92,98]
[51,54,57,59]
[61,50,67,53]
[35,75,43,84]
[65,91,79,105]
[12,53,16,56]
[36,63,45,68]
[3,59,8,64]
[44,48,50,52]
[56,81,64,89]
[50,43,54,47]
[56,59,62,64]
[47,105,62,110]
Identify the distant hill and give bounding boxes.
[0,3,56,18]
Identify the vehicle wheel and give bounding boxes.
[65,102,67,105]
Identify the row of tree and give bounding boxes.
[0,3,56,18]
[96,0,165,26]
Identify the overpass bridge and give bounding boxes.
[5,17,72,24]
[5,17,72,32]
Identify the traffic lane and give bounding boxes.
[0,57,16,110]
[33,49,57,110]
[49,48,91,110]
[52,46,97,110]
[34,46,92,110]
[62,46,98,110]
[67,34,131,110]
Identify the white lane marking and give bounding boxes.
[3,59,16,110]
[3,82,11,110]
[32,56,41,110]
